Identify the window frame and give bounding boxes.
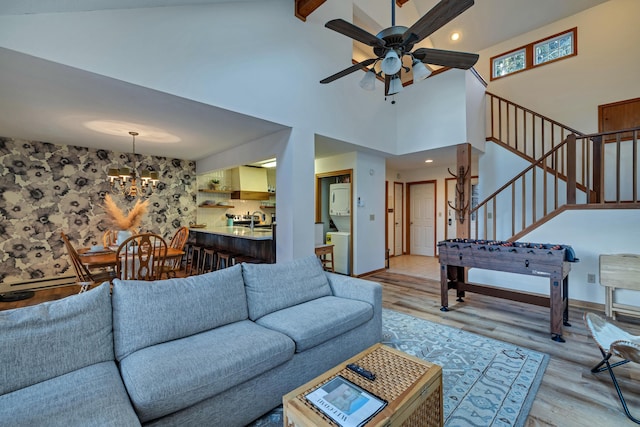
[492,48,527,79]
[490,27,577,81]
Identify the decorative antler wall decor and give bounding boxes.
[447,166,470,224]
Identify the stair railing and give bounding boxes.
[486,92,585,175]
[471,127,640,241]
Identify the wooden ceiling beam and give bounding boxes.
[295,1,409,22]
[295,0,326,22]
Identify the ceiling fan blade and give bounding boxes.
[413,48,479,69]
[325,19,386,48]
[402,0,474,46]
[384,74,391,96]
[320,58,377,84]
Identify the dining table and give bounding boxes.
[78,246,185,270]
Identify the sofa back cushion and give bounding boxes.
[112,264,248,360]
[0,283,114,395]
[242,255,332,321]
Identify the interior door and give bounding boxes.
[409,182,435,256]
[394,182,403,256]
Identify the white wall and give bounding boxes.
[476,0,640,133]
[465,71,487,151]
[396,70,468,154]
[468,209,640,306]
[0,0,396,154]
[354,151,386,274]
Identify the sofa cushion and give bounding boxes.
[256,296,374,352]
[0,283,114,395]
[242,255,332,321]
[112,264,248,360]
[118,320,294,422]
[0,361,140,427]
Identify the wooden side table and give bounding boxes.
[315,244,335,273]
[283,343,443,427]
[600,253,640,319]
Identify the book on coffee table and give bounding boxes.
[304,375,387,427]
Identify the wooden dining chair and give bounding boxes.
[116,233,168,281]
[102,230,119,248]
[161,226,189,278]
[61,232,115,293]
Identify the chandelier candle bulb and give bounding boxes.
[108,131,160,197]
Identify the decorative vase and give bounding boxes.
[116,230,132,246]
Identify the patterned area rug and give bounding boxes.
[249,309,548,427]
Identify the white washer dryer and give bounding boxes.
[326,231,350,275]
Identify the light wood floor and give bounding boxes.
[376,255,640,427]
[2,256,640,426]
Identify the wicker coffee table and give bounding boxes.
[283,343,443,427]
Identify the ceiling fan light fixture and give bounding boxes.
[412,59,432,82]
[388,76,404,95]
[359,69,377,91]
[381,50,402,75]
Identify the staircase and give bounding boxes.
[471,92,640,241]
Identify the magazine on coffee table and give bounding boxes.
[305,375,387,427]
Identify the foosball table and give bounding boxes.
[438,239,578,342]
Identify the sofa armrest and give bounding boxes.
[325,272,382,308]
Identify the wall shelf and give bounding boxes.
[198,205,235,209]
[260,205,276,209]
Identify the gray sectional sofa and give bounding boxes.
[0,255,382,426]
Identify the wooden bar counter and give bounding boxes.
[189,225,275,263]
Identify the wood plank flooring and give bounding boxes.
[2,256,640,426]
[370,255,640,427]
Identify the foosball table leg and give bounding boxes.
[551,334,565,343]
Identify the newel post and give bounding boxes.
[457,144,472,239]
[591,135,603,203]
[566,134,577,205]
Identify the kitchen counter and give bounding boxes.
[189,226,272,240]
[189,225,276,263]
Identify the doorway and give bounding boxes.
[315,169,353,275]
[394,182,403,256]
[385,181,404,257]
[407,181,436,256]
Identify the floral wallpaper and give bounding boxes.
[0,137,196,284]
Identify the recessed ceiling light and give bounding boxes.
[450,32,460,41]
[425,159,433,163]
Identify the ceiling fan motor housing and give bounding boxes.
[374,26,413,57]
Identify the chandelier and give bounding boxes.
[107,131,159,197]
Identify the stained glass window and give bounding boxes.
[492,49,526,78]
[490,28,577,81]
[534,32,574,65]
